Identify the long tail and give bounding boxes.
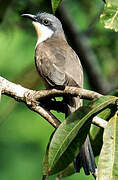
[74,135,97,178]
[65,96,97,178]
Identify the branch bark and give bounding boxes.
[92,116,107,128]
[0,76,107,129]
[0,76,60,128]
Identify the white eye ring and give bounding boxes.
[42,19,51,26]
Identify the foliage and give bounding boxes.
[101,0,118,32]
[44,96,118,178]
[0,0,118,180]
[51,0,62,13]
[98,111,118,179]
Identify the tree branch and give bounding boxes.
[0,76,106,129]
[26,86,102,101]
[92,116,107,128]
[0,76,60,128]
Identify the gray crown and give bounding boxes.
[36,12,63,33]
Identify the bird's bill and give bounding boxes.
[21,13,42,42]
[21,14,37,21]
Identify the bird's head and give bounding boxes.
[21,12,63,44]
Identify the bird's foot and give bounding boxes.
[24,90,40,106]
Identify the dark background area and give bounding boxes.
[0,0,118,179]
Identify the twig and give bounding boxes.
[0,76,106,129]
[92,116,108,129]
[29,104,60,128]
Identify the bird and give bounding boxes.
[21,12,97,178]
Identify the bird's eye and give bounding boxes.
[42,19,51,26]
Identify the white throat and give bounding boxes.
[32,21,54,48]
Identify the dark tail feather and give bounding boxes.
[74,136,97,178]
[63,96,97,178]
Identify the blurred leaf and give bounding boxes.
[51,0,62,13]
[101,0,118,32]
[48,96,118,175]
[15,65,44,90]
[0,89,1,102]
[98,111,118,180]
[57,162,75,178]
[0,0,12,22]
[110,89,118,97]
[0,65,44,125]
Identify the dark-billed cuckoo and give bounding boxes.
[21,12,97,177]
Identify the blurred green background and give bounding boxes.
[0,0,118,179]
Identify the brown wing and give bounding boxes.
[35,38,83,88]
[65,47,83,88]
[35,47,67,87]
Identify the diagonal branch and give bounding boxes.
[29,104,60,128]
[0,76,60,128]
[0,76,107,129]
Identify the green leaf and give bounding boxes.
[101,0,118,32]
[51,0,62,13]
[42,146,49,179]
[90,125,103,156]
[110,89,118,96]
[90,107,113,156]
[48,96,118,175]
[42,134,75,179]
[57,162,75,178]
[98,111,118,180]
[0,90,1,102]
[42,131,55,179]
